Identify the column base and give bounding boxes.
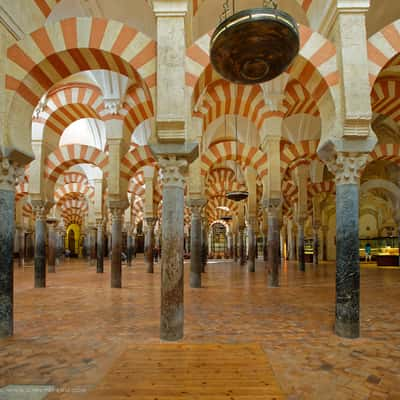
[335,320,360,339]
[247,261,255,272]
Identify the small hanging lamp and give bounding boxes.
[210,0,300,84]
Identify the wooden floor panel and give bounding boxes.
[82,343,285,400]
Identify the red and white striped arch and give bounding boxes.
[367,143,400,165]
[368,19,400,87]
[54,182,95,204]
[205,195,239,219]
[63,171,88,185]
[195,79,268,132]
[280,140,320,173]
[120,146,156,181]
[206,167,236,197]
[121,85,154,139]
[284,79,320,118]
[371,78,400,122]
[32,83,105,143]
[187,26,338,119]
[45,144,108,183]
[6,17,157,108]
[308,181,335,197]
[201,141,268,178]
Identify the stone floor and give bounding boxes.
[0,257,400,400]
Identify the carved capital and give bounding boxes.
[104,99,123,116]
[187,198,206,218]
[159,157,187,189]
[109,207,124,222]
[145,217,157,229]
[325,152,368,185]
[0,158,24,192]
[262,198,281,215]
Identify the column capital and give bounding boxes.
[145,216,157,228]
[31,200,52,221]
[0,158,24,192]
[325,152,368,185]
[262,198,281,213]
[187,198,207,217]
[159,157,187,189]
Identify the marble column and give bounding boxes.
[47,222,57,273]
[32,203,47,288]
[110,207,123,288]
[288,221,296,261]
[228,232,234,259]
[266,200,280,287]
[262,232,268,262]
[97,220,104,273]
[127,231,133,267]
[0,160,20,337]
[159,158,186,341]
[297,220,306,272]
[201,219,208,272]
[313,225,320,266]
[145,217,156,273]
[322,225,329,261]
[247,218,257,272]
[239,227,245,266]
[189,199,205,288]
[90,227,97,265]
[107,231,112,258]
[233,232,238,262]
[16,226,25,267]
[326,152,368,339]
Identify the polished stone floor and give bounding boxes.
[1,257,400,399]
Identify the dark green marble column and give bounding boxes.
[335,183,360,338]
[32,203,47,288]
[0,161,18,337]
[189,199,205,288]
[266,203,280,288]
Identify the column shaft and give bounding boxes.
[34,214,47,288]
[160,159,186,341]
[145,219,155,273]
[239,228,245,266]
[313,227,319,266]
[298,224,305,272]
[190,210,202,288]
[127,234,133,267]
[111,211,123,288]
[335,184,360,338]
[267,210,280,287]
[48,225,56,273]
[0,188,15,337]
[97,222,104,273]
[247,223,256,272]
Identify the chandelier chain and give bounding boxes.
[220,0,230,21]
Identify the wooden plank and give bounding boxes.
[82,343,286,400]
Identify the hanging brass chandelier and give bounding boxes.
[210,0,300,84]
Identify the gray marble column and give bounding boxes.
[266,201,280,287]
[189,199,205,288]
[107,231,112,258]
[247,218,257,272]
[313,225,320,266]
[97,220,104,273]
[32,203,47,288]
[297,221,305,272]
[0,160,19,337]
[159,158,186,341]
[47,222,57,273]
[239,227,246,266]
[145,217,156,273]
[16,226,25,268]
[110,206,123,288]
[288,225,296,261]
